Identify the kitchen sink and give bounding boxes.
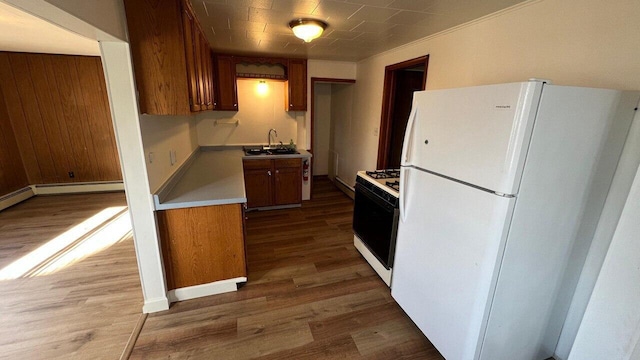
[243,146,299,156]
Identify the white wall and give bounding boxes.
[139,115,198,192]
[312,83,332,175]
[568,162,640,360]
[43,0,127,41]
[197,80,298,146]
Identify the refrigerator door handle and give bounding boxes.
[400,167,410,222]
[401,107,418,165]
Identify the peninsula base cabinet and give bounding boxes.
[243,158,302,209]
[157,203,247,291]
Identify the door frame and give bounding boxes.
[376,55,429,169]
[310,77,356,195]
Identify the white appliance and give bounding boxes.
[391,80,640,360]
[352,169,400,286]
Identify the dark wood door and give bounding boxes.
[214,55,238,111]
[287,59,307,111]
[274,159,302,205]
[387,70,424,169]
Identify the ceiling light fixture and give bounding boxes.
[289,19,327,43]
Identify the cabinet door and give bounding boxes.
[181,4,200,112]
[202,37,214,110]
[286,59,307,111]
[123,0,191,115]
[193,28,206,109]
[274,158,302,205]
[243,159,273,208]
[157,204,247,290]
[214,55,238,111]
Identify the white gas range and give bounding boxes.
[352,169,401,287]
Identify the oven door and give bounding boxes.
[353,183,399,269]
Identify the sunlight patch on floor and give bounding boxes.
[0,206,131,280]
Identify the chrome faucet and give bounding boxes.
[268,128,278,148]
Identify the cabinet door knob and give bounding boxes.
[267,170,271,176]
[276,170,279,174]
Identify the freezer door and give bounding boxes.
[393,167,516,360]
[402,81,543,195]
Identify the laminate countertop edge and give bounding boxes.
[154,148,247,211]
[153,147,312,211]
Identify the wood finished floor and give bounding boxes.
[0,192,143,360]
[131,177,444,359]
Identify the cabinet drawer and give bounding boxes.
[274,158,302,169]
[243,159,272,170]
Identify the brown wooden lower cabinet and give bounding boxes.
[157,203,247,290]
[243,158,302,208]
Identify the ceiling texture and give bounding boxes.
[195,0,528,61]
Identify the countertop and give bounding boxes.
[153,147,311,210]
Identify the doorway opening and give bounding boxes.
[377,56,429,169]
[310,77,356,196]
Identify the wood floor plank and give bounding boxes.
[130,177,444,359]
[0,192,143,360]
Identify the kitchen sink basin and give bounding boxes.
[243,146,299,156]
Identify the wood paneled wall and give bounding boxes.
[0,86,29,195]
[0,52,121,185]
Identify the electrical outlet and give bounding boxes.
[373,127,379,136]
[149,152,154,163]
[68,171,75,178]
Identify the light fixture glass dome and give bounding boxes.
[289,19,327,43]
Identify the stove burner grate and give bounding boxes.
[385,180,400,192]
[366,169,400,179]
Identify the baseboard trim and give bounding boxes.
[34,181,124,195]
[247,204,301,211]
[168,277,247,303]
[0,187,36,211]
[142,297,170,313]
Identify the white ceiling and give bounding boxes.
[0,1,99,56]
[195,0,529,61]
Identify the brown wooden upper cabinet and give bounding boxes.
[286,59,307,111]
[123,0,215,115]
[213,55,239,111]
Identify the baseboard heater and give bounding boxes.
[0,181,124,212]
[0,187,35,212]
[33,181,124,195]
[334,176,355,200]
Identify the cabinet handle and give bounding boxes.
[267,170,271,176]
[234,103,237,107]
[276,170,279,174]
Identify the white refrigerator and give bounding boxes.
[391,80,639,360]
